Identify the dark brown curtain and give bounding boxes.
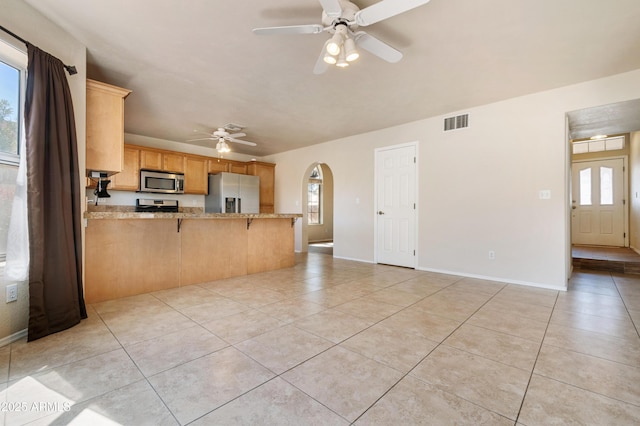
[25,44,87,341]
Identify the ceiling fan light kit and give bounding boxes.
[187,127,257,154]
[343,37,359,62]
[253,0,431,73]
[215,140,231,153]
[336,51,349,68]
[326,27,345,56]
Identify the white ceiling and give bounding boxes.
[24,0,640,156]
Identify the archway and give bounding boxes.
[301,162,334,254]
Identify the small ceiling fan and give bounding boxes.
[188,127,257,153]
[253,0,431,74]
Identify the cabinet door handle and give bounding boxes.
[378,211,385,215]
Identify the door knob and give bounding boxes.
[378,211,385,215]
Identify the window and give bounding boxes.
[0,38,26,262]
[578,165,615,207]
[307,165,322,225]
[579,168,591,206]
[572,136,625,154]
[600,166,613,205]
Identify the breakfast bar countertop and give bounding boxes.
[84,206,302,220]
[84,211,303,220]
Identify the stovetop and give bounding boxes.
[135,198,179,213]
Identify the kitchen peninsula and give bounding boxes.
[84,210,301,303]
[83,78,302,303]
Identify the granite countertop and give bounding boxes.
[84,206,301,220]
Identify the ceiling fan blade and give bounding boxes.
[355,0,431,26]
[186,137,215,142]
[253,24,324,35]
[354,32,403,63]
[226,132,246,139]
[313,46,329,74]
[318,0,342,18]
[228,137,257,146]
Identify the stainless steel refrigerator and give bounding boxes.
[205,172,260,213]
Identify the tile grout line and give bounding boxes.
[92,302,183,426]
[512,287,559,425]
[610,273,640,339]
[350,278,520,424]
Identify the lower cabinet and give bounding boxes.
[85,219,181,303]
[84,218,296,303]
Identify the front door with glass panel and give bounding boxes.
[571,158,626,246]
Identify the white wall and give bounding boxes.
[1,0,87,343]
[630,131,640,252]
[265,69,640,291]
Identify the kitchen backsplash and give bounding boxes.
[86,190,205,210]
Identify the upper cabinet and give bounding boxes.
[163,152,186,173]
[247,162,275,214]
[85,79,131,174]
[184,155,208,194]
[139,147,186,173]
[109,144,275,202]
[228,161,247,174]
[111,146,140,191]
[139,149,163,171]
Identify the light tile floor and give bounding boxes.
[1,254,640,425]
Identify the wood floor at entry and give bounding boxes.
[571,158,627,247]
[375,144,417,268]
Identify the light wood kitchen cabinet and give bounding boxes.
[163,152,186,173]
[139,147,185,173]
[109,145,277,206]
[85,219,181,302]
[248,162,275,213]
[139,149,163,170]
[228,161,247,174]
[111,146,140,190]
[208,158,229,174]
[184,155,208,194]
[86,79,131,174]
[85,216,297,303]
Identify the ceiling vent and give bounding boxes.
[443,114,469,132]
[223,123,244,132]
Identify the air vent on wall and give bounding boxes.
[443,114,469,131]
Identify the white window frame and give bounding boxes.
[0,35,27,263]
[308,166,323,226]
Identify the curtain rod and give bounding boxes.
[0,24,78,75]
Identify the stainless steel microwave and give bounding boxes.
[139,170,184,194]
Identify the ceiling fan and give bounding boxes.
[188,127,257,153]
[253,0,431,74]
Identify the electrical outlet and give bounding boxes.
[488,250,496,260]
[6,284,17,303]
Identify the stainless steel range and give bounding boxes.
[135,199,179,213]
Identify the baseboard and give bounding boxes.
[415,266,568,292]
[0,328,27,348]
[332,255,374,264]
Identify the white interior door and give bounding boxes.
[375,144,416,267]
[571,158,626,246]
